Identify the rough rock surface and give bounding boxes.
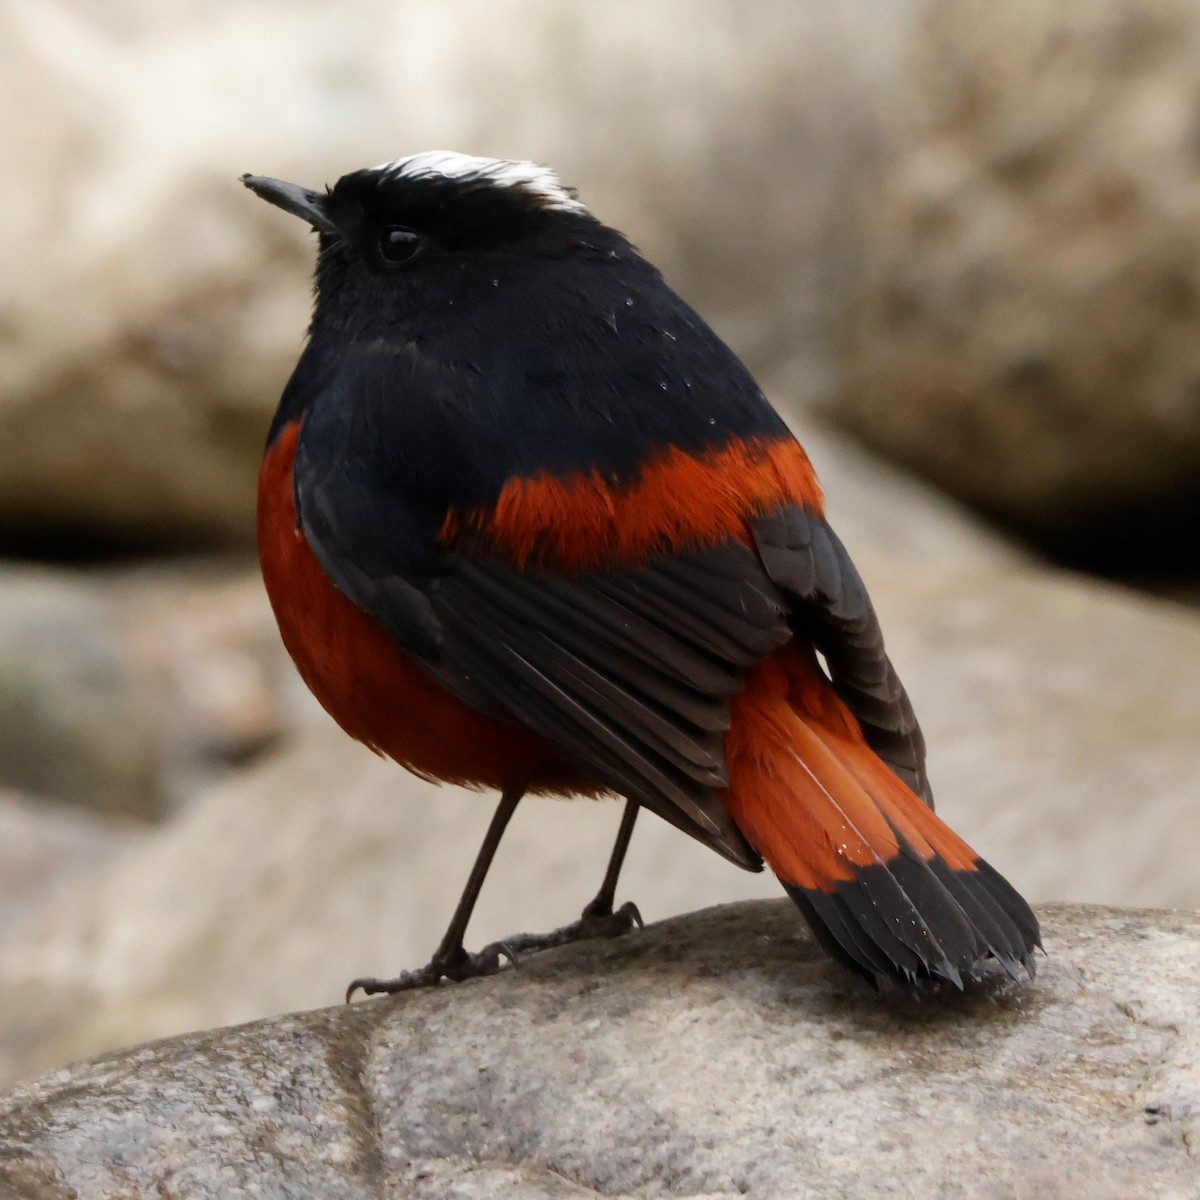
[1,902,1197,1199]
[1,0,916,551]
[827,0,1200,571]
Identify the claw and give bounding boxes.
[344,941,516,1001]
[344,964,438,1001]
[478,941,519,970]
[344,901,643,1001]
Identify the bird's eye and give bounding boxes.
[379,226,423,265]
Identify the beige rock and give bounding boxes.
[1,903,1197,1199]
[0,790,140,945]
[0,731,783,1088]
[827,0,1200,568]
[1,0,915,549]
[869,561,1200,912]
[797,416,1022,569]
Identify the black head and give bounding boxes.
[247,151,785,481]
[243,152,630,339]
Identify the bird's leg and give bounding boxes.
[499,799,644,958]
[586,797,640,919]
[345,797,644,1000]
[346,783,526,999]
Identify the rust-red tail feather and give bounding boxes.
[722,646,1040,987]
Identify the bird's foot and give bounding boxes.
[499,898,644,958]
[345,940,516,1001]
[344,900,642,1001]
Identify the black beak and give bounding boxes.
[241,174,336,235]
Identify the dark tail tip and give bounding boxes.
[783,851,1039,991]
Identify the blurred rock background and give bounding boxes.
[828,0,1200,580]
[1,0,1198,1089]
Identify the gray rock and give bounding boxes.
[0,570,158,818]
[99,558,322,807]
[0,560,310,820]
[1,902,1196,1199]
[826,0,1200,568]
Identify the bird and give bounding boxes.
[243,152,1040,999]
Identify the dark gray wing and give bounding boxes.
[296,433,790,866]
[420,542,790,868]
[752,505,933,807]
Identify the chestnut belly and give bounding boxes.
[257,421,581,792]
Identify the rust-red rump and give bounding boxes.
[721,644,980,892]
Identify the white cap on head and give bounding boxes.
[372,151,587,215]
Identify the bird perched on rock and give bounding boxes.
[244,152,1039,998]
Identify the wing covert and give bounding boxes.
[423,542,791,867]
[752,505,933,806]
